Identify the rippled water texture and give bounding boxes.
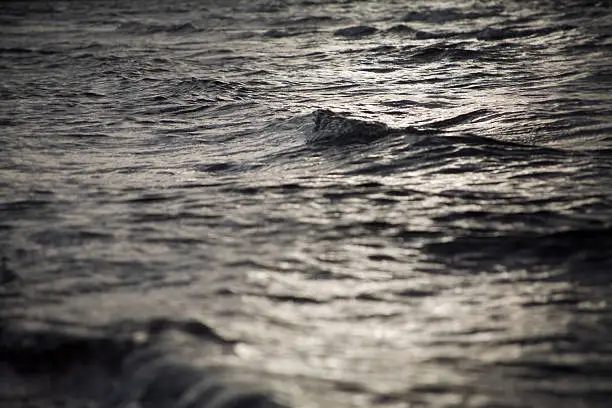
[1,0,612,407]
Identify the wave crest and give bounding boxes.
[306,109,401,145]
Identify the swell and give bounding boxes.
[333,22,576,43]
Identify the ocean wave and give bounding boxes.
[476,24,576,41]
[401,7,503,23]
[384,24,456,40]
[334,25,378,38]
[304,109,407,145]
[408,44,486,62]
[116,21,201,35]
[156,77,252,105]
[301,108,496,146]
[273,15,337,26]
[263,29,304,38]
[0,47,58,55]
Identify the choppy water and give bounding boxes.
[1,0,612,407]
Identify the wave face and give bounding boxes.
[307,109,401,145]
[1,0,612,407]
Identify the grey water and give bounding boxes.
[1,0,612,407]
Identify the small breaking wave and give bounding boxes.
[301,108,494,146]
[304,109,408,145]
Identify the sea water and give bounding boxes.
[1,1,612,407]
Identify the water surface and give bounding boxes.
[1,1,612,407]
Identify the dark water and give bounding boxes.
[1,0,612,407]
